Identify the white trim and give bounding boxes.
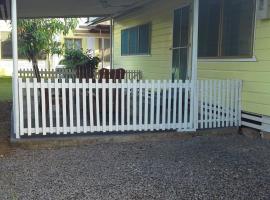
[198,56,257,63]
[11,0,19,139]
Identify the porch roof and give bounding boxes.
[1,0,153,19]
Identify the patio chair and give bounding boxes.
[96,68,126,122]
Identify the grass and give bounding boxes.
[0,77,12,102]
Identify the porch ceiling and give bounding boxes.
[2,0,153,19]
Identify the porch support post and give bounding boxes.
[191,0,199,130]
[11,0,20,138]
[191,0,199,80]
[110,18,114,69]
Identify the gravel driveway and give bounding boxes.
[0,134,270,200]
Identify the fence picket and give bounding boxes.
[89,80,94,132]
[69,79,74,134]
[41,79,46,135]
[156,80,161,130]
[162,80,167,130]
[139,80,143,131]
[82,79,87,133]
[109,80,113,132]
[178,81,183,131]
[150,80,155,131]
[132,80,137,130]
[33,78,39,135]
[62,79,67,134]
[75,79,80,133]
[55,79,60,135]
[144,80,149,131]
[26,78,31,136]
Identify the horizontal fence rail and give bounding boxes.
[18,69,143,81]
[18,78,194,136]
[197,80,242,129]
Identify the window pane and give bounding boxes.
[198,0,221,57]
[173,9,181,48]
[138,24,150,54]
[129,27,138,54]
[65,39,73,49]
[74,39,82,50]
[221,0,255,57]
[121,30,129,55]
[180,6,190,47]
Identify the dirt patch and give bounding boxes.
[0,101,14,157]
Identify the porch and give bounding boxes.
[5,0,244,139]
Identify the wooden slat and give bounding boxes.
[69,79,74,134]
[184,81,188,130]
[144,80,149,131]
[172,81,177,129]
[102,79,106,132]
[109,79,113,132]
[62,79,67,134]
[41,79,46,135]
[167,81,172,129]
[89,79,94,132]
[156,80,161,130]
[75,79,80,133]
[178,81,183,130]
[139,80,143,131]
[162,80,167,130]
[209,80,213,128]
[82,79,87,133]
[132,80,137,130]
[127,80,131,130]
[26,78,31,136]
[33,78,39,135]
[150,80,155,131]
[115,80,119,131]
[55,79,60,135]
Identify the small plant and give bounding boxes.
[60,48,100,69]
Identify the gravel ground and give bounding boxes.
[0,134,270,200]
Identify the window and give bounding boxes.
[121,23,151,56]
[198,0,255,58]
[64,38,82,50]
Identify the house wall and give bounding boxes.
[113,0,270,116]
[113,0,190,80]
[198,19,270,116]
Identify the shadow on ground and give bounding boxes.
[0,101,14,157]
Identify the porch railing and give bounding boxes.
[18,79,194,136]
[18,68,143,81]
[197,80,242,129]
[17,78,242,137]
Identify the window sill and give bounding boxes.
[121,54,151,57]
[198,57,257,62]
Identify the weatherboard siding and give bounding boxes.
[113,0,190,80]
[198,19,270,116]
[113,0,270,116]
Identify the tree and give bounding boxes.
[17,18,78,80]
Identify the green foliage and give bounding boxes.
[17,18,78,63]
[60,48,100,69]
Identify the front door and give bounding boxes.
[172,5,191,81]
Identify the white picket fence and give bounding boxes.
[17,78,242,137]
[18,68,143,81]
[18,79,195,136]
[197,80,242,129]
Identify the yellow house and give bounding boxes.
[112,0,270,131]
[0,19,110,76]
